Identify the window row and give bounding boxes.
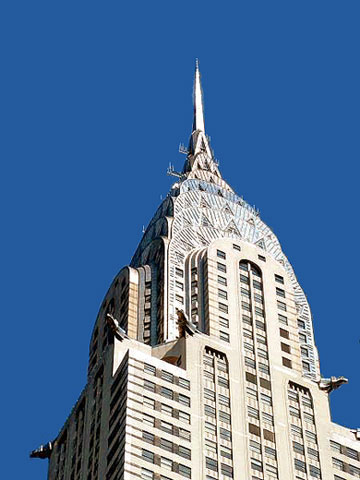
[143,380,191,405]
[141,452,191,478]
[144,364,190,390]
[142,431,191,459]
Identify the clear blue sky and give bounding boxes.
[1,1,359,478]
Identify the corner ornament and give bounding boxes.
[318,376,348,393]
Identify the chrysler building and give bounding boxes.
[31,63,360,480]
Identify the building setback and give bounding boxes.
[31,63,359,480]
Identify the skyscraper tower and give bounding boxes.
[32,63,359,480]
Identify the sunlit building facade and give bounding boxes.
[32,63,360,480]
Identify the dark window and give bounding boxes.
[280,328,289,339]
[275,274,284,284]
[281,343,291,354]
[217,249,226,259]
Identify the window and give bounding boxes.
[233,243,241,251]
[220,445,232,459]
[276,287,285,298]
[178,428,191,440]
[160,438,173,452]
[144,363,156,375]
[302,361,311,372]
[280,328,289,339]
[348,465,360,477]
[257,348,268,360]
[275,274,284,284]
[247,386,257,400]
[245,357,256,369]
[161,387,173,400]
[218,376,229,388]
[253,280,262,290]
[293,441,305,455]
[294,459,306,473]
[303,412,314,424]
[206,457,218,471]
[239,262,248,272]
[205,439,217,453]
[346,447,359,460]
[220,331,230,342]
[142,449,154,463]
[178,378,190,390]
[240,274,249,284]
[262,412,273,425]
[265,446,276,459]
[205,421,216,434]
[221,464,233,477]
[302,396,312,408]
[289,406,300,418]
[175,268,184,277]
[260,393,272,406]
[242,301,251,312]
[266,464,278,476]
[281,342,291,354]
[217,249,226,259]
[305,430,317,443]
[217,262,227,273]
[178,411,190,424]
[218,275,227,286]
[301,347,309,357]
[218,394,230,407]
[160,420,172,434]
[219,316,229,328]
[251,458,263,472]
[299,333,307,343]
[142,431,155,444]
[258,255,266,262]
[277,300,287,311]
[291,424,302,437]
[278,313,288,325]
[160,457,172,471]
[248,406,259,420]
[161,371,174,383]
[219,411,231,424]
[258,363,269,374]
[254,293,263,304]
[255,306,264,317]
[241,287,251,297]
[282,357,292,369]
[176,294,184,303]
[218,289,228,300]
[143,397,155,409]
[175,280,184,290]
[297,319,306,329]
[220,427,231,441]
[178,445,191,460]
[161,404,173,416]
[205,404,216,417]
[178,464,191,478]
[219,303,228,314]
[307,447,319,460]
[243,314,252,325]
[332,458,345,471]
[143,414,155,426]
[309,465,321,479]
[204,388,216,401]
[144,380,156,392]
[249,440,261,454]
[288,390,298,402]
[141,468,154,480]
[179,394,190,407]
[330,441,341,453]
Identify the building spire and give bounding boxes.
[192,59,205,133]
